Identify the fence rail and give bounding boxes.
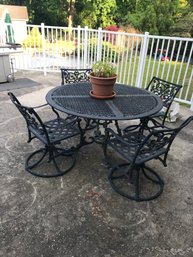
[1,23,193,107]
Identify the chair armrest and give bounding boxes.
[32,104,61,120]
[123,123,142,133]
[144,117,175,132]
[106,128,141,147]
[32,103,49,109]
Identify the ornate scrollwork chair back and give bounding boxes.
[8,92,49,144]
[8,92,81,178]
[123,77,182,135]
[104,116,193,201]
[60,68,96,130]
[61,68,92,85]
[146,77,182,124]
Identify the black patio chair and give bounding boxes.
[60,68,96,130]
[8,92,82,178]
[103,116,193,201]
[60,68,92,85]
[123,76,182,135]
[145,77,182,124]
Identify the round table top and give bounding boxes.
[46,82,163,121]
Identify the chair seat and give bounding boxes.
[29,118,80,145]
[108,132,167,165]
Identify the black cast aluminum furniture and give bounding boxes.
[46,82,163,146]
[60,68,92,85]
[46,82,163,121]
[123,76,182,135]
[145,77,182,124]
[60,68,95,129]
[104,116,193,201]
[8,92,81,178]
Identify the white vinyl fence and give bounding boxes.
[2,23,193,107]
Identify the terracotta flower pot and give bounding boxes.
[89,74,117,99]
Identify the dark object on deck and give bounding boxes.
[0,43,22,50]
[104,116,193,201]
[8,92,81,178]
[6,43,22,49]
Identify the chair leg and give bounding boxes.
[25,146,76,178]
[108,163,164,201]
[84,118,97,130]
[26,148,48,169]
[27,129,33,143]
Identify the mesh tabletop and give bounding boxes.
[46,83,163,120]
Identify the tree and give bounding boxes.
[75,0,117,28]
[67,0,75,28]
[115,0,136,25]
[26,0,68,25]
[2,0,192,37]
[125,0,179,35]
[171,0,193,37]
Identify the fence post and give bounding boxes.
[83,26,88,68]
[136,32,149,88]
[190,93,193,111]
[97,27,102,61]
[41,23,46,76]
[77,25,81,69]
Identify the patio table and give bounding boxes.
[46,82,163,121]
[46,82,163,145]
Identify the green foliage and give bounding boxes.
[27,0,68,26]
[116,0,136,25]
[3,0,193,37]
[75,0,117,28]
[93,0,117,28]
[171,0,193,37]
[23,27,43,48]
[126,0,179,35]
[91,61,116,77]
[101,41,126,62]
[74,40,126,62]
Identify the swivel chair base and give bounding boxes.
[25,146,76,178]
[108,163,164,201]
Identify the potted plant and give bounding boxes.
[89,61,117,99]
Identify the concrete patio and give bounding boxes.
[0,70,193,257]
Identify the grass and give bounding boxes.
[117,55,193,101]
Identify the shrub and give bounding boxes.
[23,27,44,48]
[74,39,126,62]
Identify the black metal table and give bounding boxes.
[46,82,163,121]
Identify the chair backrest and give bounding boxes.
[135,116,193,165]
[146,77,182,121]
[60,68,92,85]
[8,92,50,143]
